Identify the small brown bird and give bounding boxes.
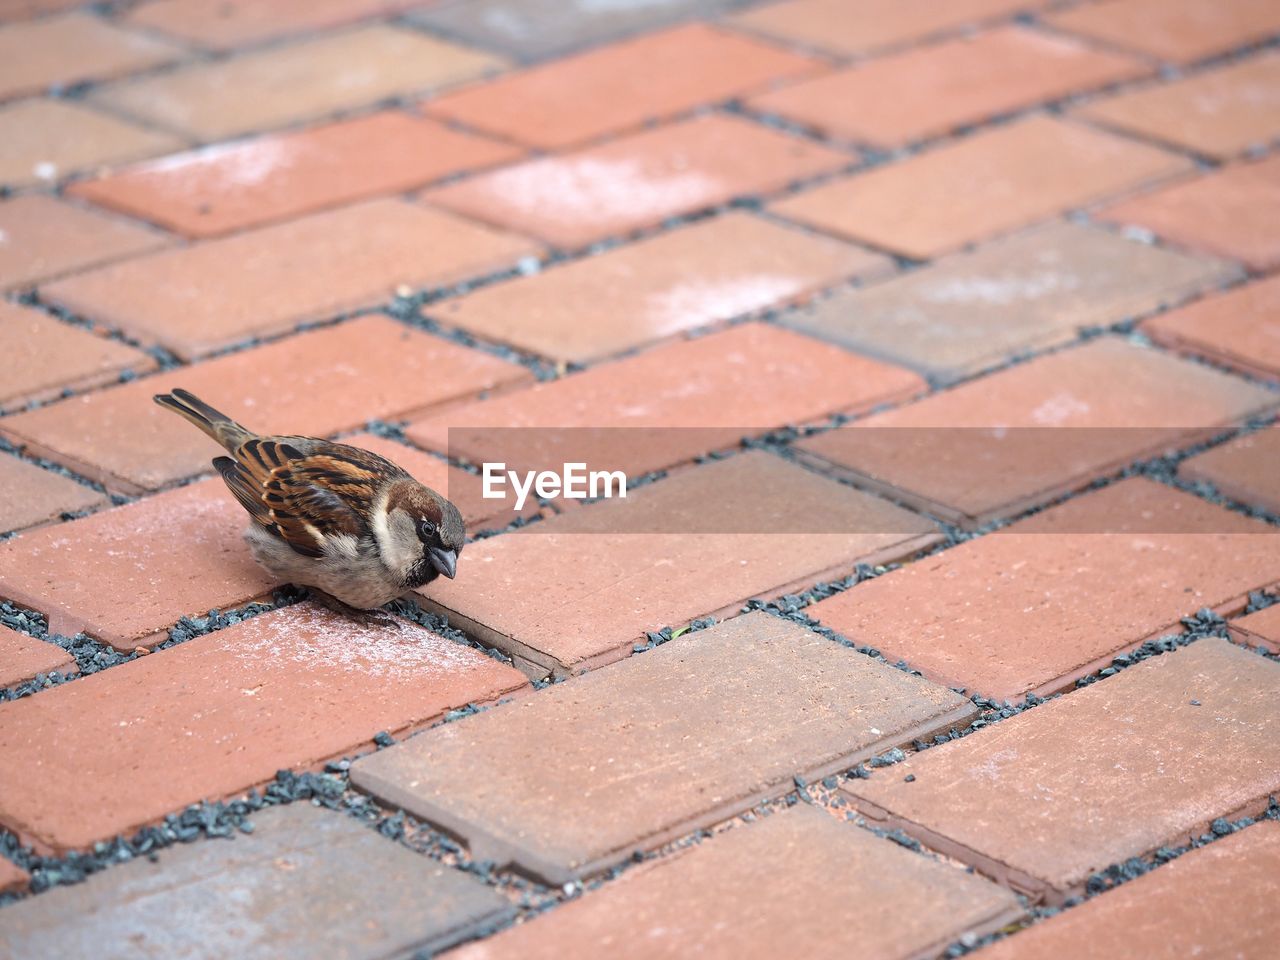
[154,388,463,616]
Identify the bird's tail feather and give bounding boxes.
[153,388,253,452]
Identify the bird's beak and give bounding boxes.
[428,546,458,580]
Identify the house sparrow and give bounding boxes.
[154,388,463,615]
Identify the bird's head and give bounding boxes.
[378,481,465,589]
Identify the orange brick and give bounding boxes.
[1181,426,1280,517]
[0,857,27,895]
[730,0,1033,57]
[0,624,75,687]
[423,23,822,150]
[0,452,104,535]
[1046,0,1280,64]
[0,0,79,21]
[0,195,169,292]
[0,316,529,494]
[749,26,1146,147]
[0,12,181,101]
[0,300,156,411]
[43,199,539,359]
[125,0,416,51]
[429,213,891,363]
[1078,52,1280,159]
[1099,155,1280,271]
[92,26,505,141]
[425,113,852,249]
[71,112,522,238]
[0,98,183,189]
[1145,274,1280,379]
[774,116,1190,259]
[1231,603,1280,654]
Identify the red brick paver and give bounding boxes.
[975,821,1280,960]
[419,452,938,676]
[1145,275,1280,379]
[42,199,539,359]
[0,0,80,21]
[0,804,514,956]
[71,112,523,238]
[773,116,1190,259]
[0,624,75,688]
[1100,155,1280,271]
[352,612,973,882]
[797,338,1277,526]
[423,24,821,151]
[785,221,1235,381]
[0,453,104,535]
[1230,604,1280,654]
[807,478,1280,701]
[1181,426,1280,515]
[125,0,419,51]
[845,638,1280,903]
[92,26,504,141]
[450,806,1022,960]
[407,322,923,479]
[0,858,28,895]
[0,603,527,852]
[424,113,852,250]
[748,26,1145,148]
[0,316,528,493]
[429,213,890,364]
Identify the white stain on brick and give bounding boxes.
[142,138,295,189]
[644,273,804,332]
[922,270,1080,306]
[1030,391,1091,426]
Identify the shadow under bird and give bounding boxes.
[154,388,463,618]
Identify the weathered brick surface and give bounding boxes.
[408,323,923,479]
[0,316,528,493]
[92,26,504,140]
[807,479,1280,701]
[0,857,27,895]
[353,613,974,882]
[0,98,183,189]
[1180,426,1280,516]
[784,221,1235,380]
[731,0,1032,57]
[748,26,1145,147]
[1230,603,1280,654]
[429,213,891,363]
[125,0,416,50]
[845,638,1280,903]
[0,804,515,957]
[0,195,169,293]
[1146,275,1280,381]
[0,12,181,101]
[71,112,522,238]
[0,478,271,650]
[1100,155,1280,271]
[0,624,75,688]
[0,0,81,21]
[773,116,1190,259]
[424,113,852,250]
[450,806,1022,960]
[43,199,539,359]
[0,603,527,852]
[976,821,1280,960]
[0,300,156,411]
[417,452,939,676]
[0,453,104,534]
[423,24,821,150]
[1078,52,1280,160]
[797,338,1277,526]
[1045,0,1280,65]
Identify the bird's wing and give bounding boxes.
[214,438,406,559]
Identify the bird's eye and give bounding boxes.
[416,518,436,541]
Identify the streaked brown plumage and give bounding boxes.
[154,388,463,612]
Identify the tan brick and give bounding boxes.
[1046,0,1280,64]
[423,23,822,150]
[797,338,1277,526]
[0,315,529,493]
[1230,603,1280,654]
[0,98,183,189]
[785,221,1236,381]
[43,199,538,359]
[0,602,526,851]
[774,116,1190,259]
[808,478,1280,701]
[1145,275,1280,379]
[418,451,939,676]
[424,113,853,249]
[352,613,974,882]
[846,639,1280,903]
[430,213,891,364]
[0,12,182,101]
[92,26,505,140]
[749,26,1146,147]
[1181,426,1280,516]
[71,111,522,238]
[0,452,104,534]
[125,0,416,51]
[408,323,923,480]
[0,624,75,688]
[0,0,79,21]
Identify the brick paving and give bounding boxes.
[1,1,1278,956]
